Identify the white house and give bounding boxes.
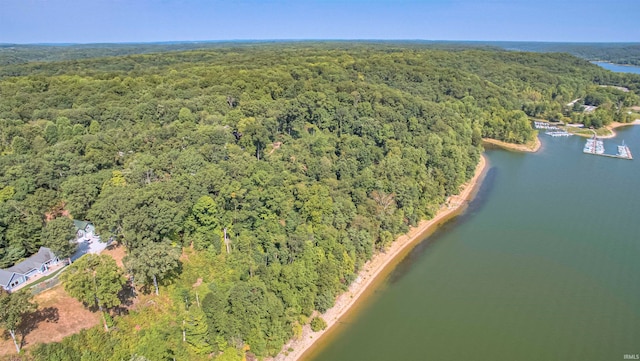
[74,220,98,242]
[70,220,107,262]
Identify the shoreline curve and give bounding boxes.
[270,154,488,361]
[482,136,541,153]
[601,120,640,139]
[569,120,640,139]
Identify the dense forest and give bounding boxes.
[0,42,247,66]
[3,41,640,66]
[0,44,639,360]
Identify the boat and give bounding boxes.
[583,136,604,154]
[595,139,605,154]
[616,140,631,158]
[545,131,572,137]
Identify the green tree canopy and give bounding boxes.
[41,217,77,259]
[61,254,125,330]
[1,43,638,360]
[123,241,181,295]
[0,289,37,353]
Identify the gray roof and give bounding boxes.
[0,270,15,287]
[0,247,58,286]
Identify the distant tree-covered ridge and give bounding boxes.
[487,41,640,66]
[2,41,640,66]
[0,45,638,360]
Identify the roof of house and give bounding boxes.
[0,270,17,287]
[0,247,57,286]
[7,247,57,274]
[73,220,92,231]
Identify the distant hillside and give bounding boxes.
[485,41,640,66]
[0,42,248,66]
[2,41,640,66]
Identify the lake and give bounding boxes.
[593,61,640,74]
[308,126,640,361]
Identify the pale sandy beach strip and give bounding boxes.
[601,120,640,139]
[568,120,640,139]
[271,155,488,361]
[482,136,541,153]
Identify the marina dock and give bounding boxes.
[583,137,633,160]
[532,120,632,160]
[546,131,572,137]
[585,151,633,160]
[534,121,560,130]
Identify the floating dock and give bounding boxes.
[586,151,633,160]
[545,131,572,137]
[583,137,632,160]
[583,137,604,154]
[534,121,560,130]
[615,141,633,160]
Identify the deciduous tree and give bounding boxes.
[41,217,77,259]
[124,241,181,296]
[61,254,125,331]
[0,290,37,353]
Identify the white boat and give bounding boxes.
[617,141,630,158]
[583,137,604,154]
[545,131,572,137]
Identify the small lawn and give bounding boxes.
[567,127,611,137]
[28,266,68,289]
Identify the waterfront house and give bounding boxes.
[0,247,60,292]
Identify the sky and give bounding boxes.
[1,0,639,44]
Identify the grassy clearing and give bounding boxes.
[566,127,612,137]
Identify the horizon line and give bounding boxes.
[2,39,640,47]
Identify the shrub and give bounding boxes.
[310,317,327,332]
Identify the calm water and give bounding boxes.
[593,61,640,74]
[310,127,640,361]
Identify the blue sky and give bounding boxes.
[1,0,639,44]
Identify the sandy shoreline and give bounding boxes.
[603,120,640,138]
[271,155,488,361]
[482,136,541,153]
[569,120,640,139]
